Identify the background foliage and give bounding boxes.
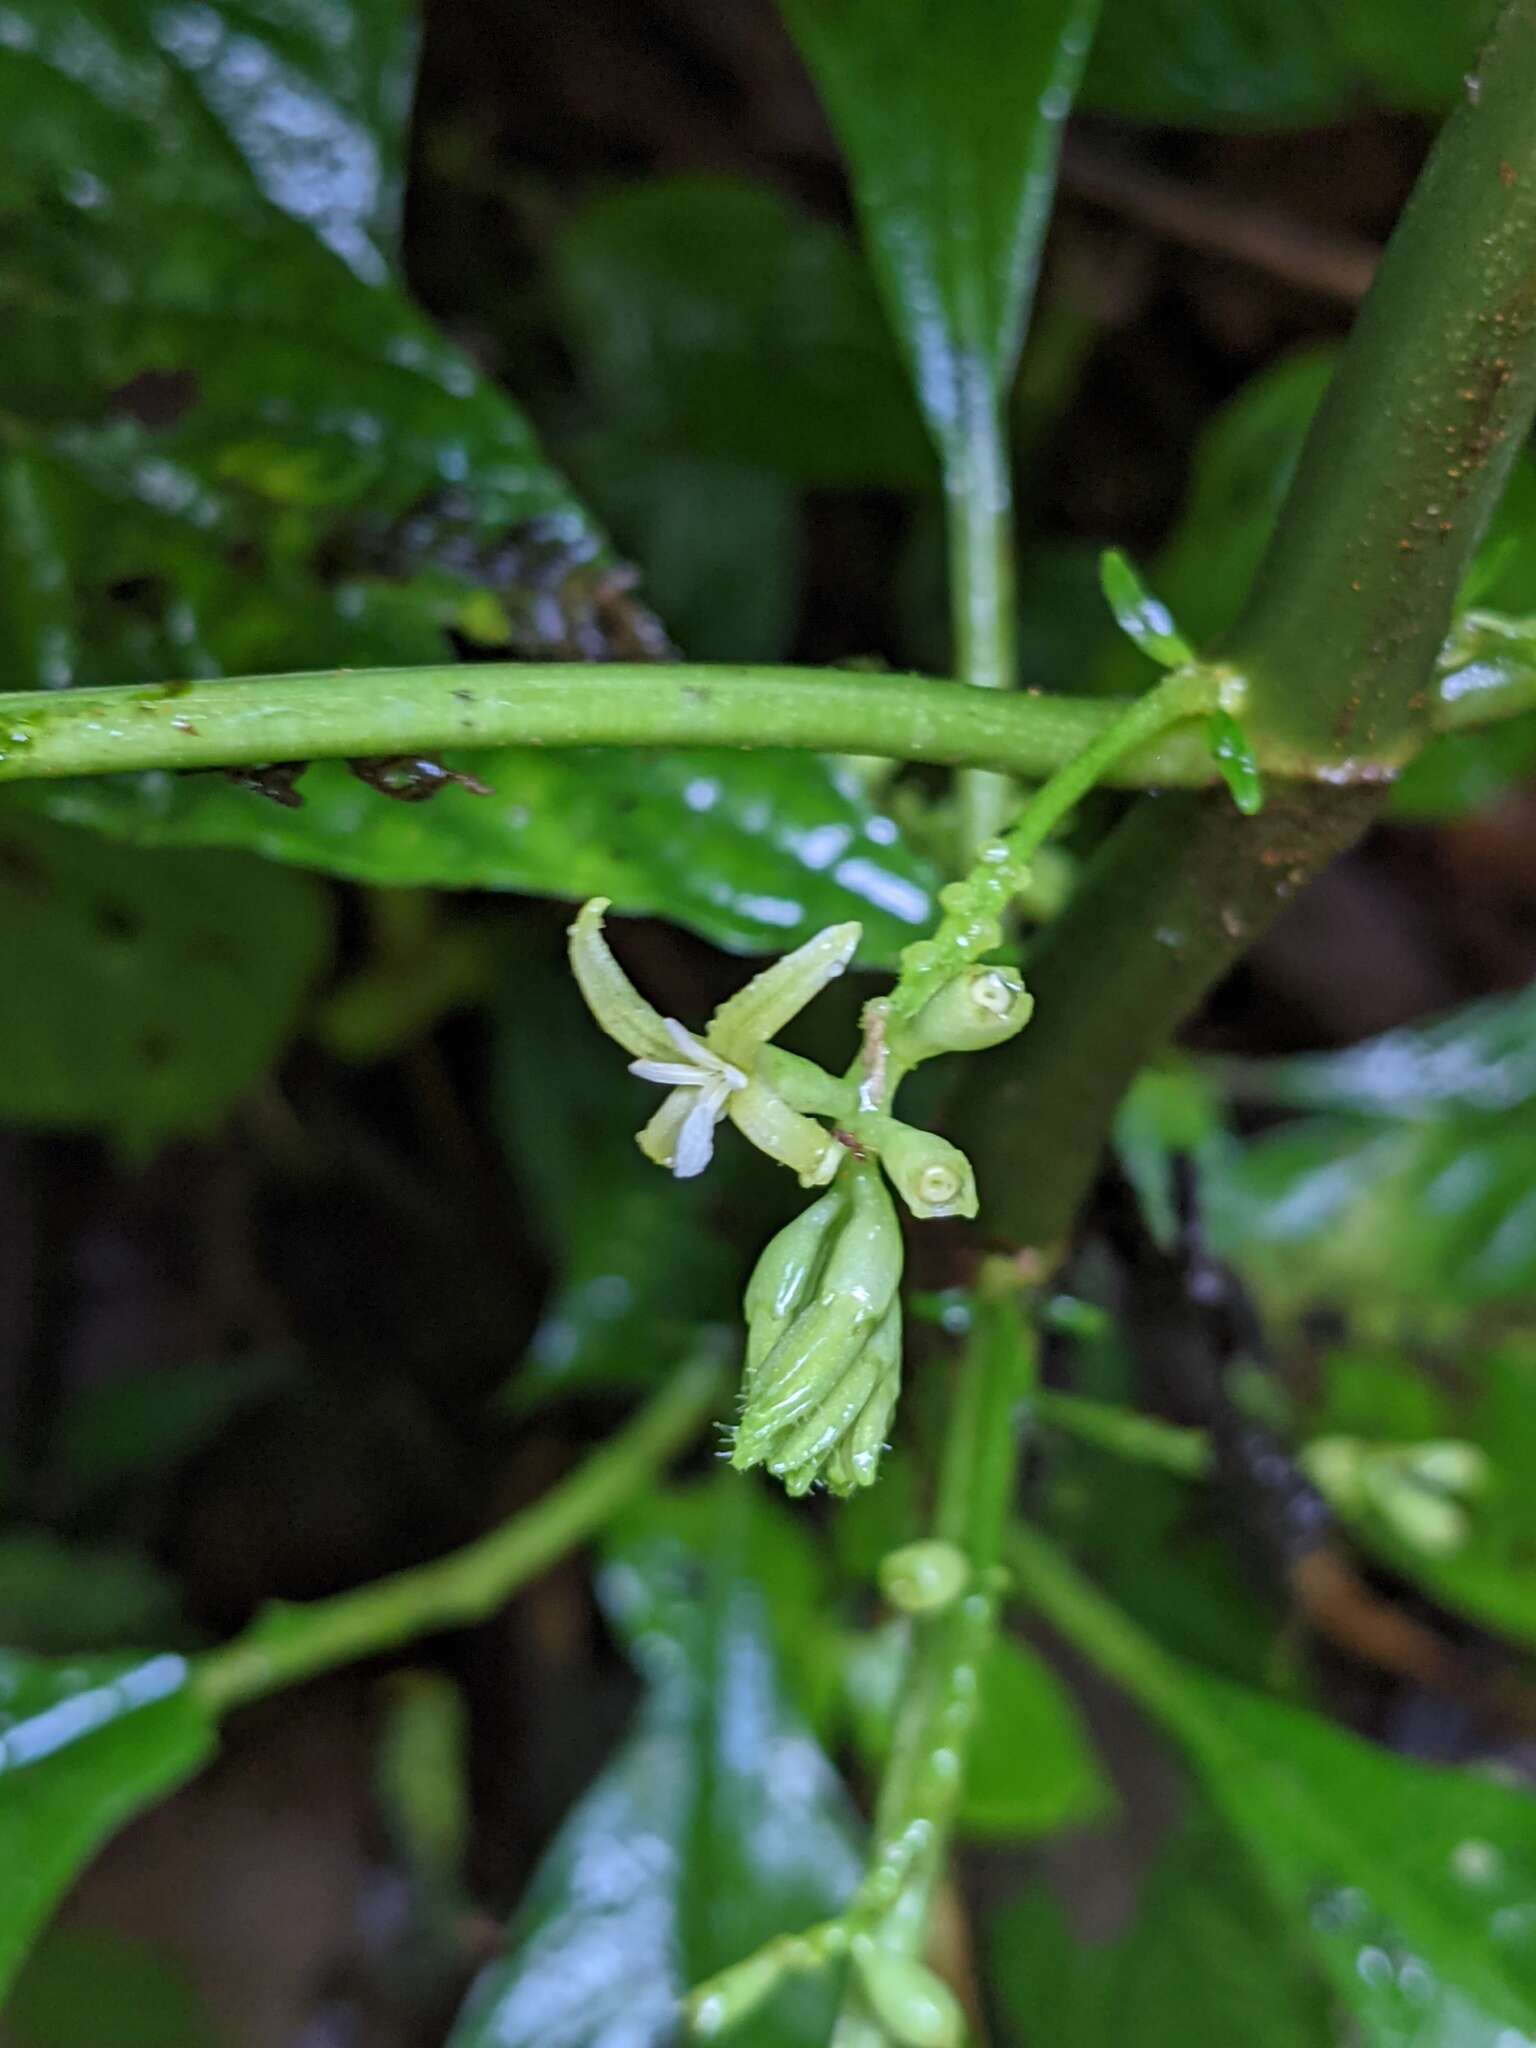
[4,2,1536,2045]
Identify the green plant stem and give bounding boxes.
[956,0,1536,1248]
[1034,1390,1212,1478]
[0,629,1526,792]
[1232,7,1536,762]
[191,1358,721,1718]
[831,1282,1035,2046]
[948,392,1021,859]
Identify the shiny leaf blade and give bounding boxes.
[0,1,936,959]
[1099,549,1196,669]
[779,0,1100,451]
[0,1653,216,2002]
[447,1493,861,2047]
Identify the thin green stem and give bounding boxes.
[191,1358,722,1718]
[948,388,1021,860]
[830,1280,1035,2045]
[1035,1390,1212,1479]
[0,625,1525,793]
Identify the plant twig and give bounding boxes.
[191,1357,722,1717]
[0,622,1528,792]
[956,0,1536,1247]
[830,1278,1035,2044]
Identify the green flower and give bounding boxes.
[568,898,858,1183]
[733,1159,904,1496]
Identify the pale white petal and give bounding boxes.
[661,1016,746,1089]
[672,1084,727,1178]
[630,1059,710,1087]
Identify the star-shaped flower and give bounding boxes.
[628,1017,747,1179]
[568,899,862,1184]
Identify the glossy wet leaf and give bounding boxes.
[1084,0,1495,125]
[555,178,930,490]
[1022,1538,1536,2045]
[0,808,328,1149]
[1195,1676,1536,2042]
[993,1811,1334,2048]
[446,1496,861,2048]
[1204,711,1264,814]
[1099,550,1195,668]
[0,1652,216,2002]
[1203,982,1536,1338]
[0,0,936,959]
[780,0,1100,458]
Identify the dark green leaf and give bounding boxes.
[1026,1543,1536,2045]
[7,1928,217,2048]
[1204,711,1265,815]
[993,1810,1334,2048]
[0,809,328,1149]
[31,741,938,964]
[0,2,935,959]
[52,1358,290,1504]
[0,1653,215,2001]
[554,178,930,490]
[1084,0,1495,126]
[955,1637,1111,1840]
[779,0,1099,456]
[561,439,803,664]
[447,1490,861,2048]
[1197,1676,1536,2041]
[0,1536,180,1655]
[1204,983,1536,1338]
[1099,550,1195,669]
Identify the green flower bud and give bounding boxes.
[734,1161,904,1496]
[852,1942,964,2048]
[890,964,1033,1063]
[845,1113,978,1221]
[878,1539,970,1614]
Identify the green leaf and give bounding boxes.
[1098,550,1196,669]
[446,1492,861,2048]
[52,1358,290,1504]
[1197,1677,1536,2042]
[1204,711,1265,815]
[0,1536,180,1655]
[7,1928,217,2048]
[1020,1534,1536,2045]
[0,1,936,960]
[993,1810,1335,2048]
[956,1637,1111,1840]
[0,809,328,1149]
[561,439,804,664]
[1203,982,1536,1339]
[1084,0,1496,126]
[0,1652,216,2002]
[554,178,930,490]
[779,0,1100,459]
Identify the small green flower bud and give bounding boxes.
[878,1540,970,1614]
[1401,1440,1489,1497]
[852,1942,964,2048]
[891,965,1033,1063]
[734,1161,904,1496]
[845,1113,978,1221]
